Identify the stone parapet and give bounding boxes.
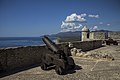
[0,40,102,71]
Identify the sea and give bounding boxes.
[0,37,56,48]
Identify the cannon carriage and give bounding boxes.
[41,36,75,75]
[105,38,118,45]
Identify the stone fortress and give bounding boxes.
[70,26,119,60]
[0,26,120,75]
[81,26,120,42]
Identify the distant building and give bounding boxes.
[81,26,90,41]
[81,26,120,41]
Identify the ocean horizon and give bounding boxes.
[0,37,56,48]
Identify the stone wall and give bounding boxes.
[0,46,47,71]
[90,32,106,40]
[108,32,120,40]
[72,40,102,51]
[0,40,102,71]
[89,31,120,41]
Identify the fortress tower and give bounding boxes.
[81,26,90,41]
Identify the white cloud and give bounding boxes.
[61,13,87,32]
[107,24,110,26]
[74,24,82,29]
[99,22,103,24]
[89,27,93,31]
[61,21,75,29]
[61,21,82,32]
[88,14,99,18]
[60,29,70,32]
[80,13,87,17]
[93,26,98,30]
[65,13,86,22]
[60,13,100,32]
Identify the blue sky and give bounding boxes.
[0,0,120,37]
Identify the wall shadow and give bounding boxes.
[44,64,82,75]
[63,65,82,75]
[0,64,82,78]
[0,63,41,78]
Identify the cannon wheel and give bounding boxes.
[55,66,64,75]
[113,42,118,45]
[106,42,110,45]
[41,63,47,70]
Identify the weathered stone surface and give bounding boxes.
[0,44,120,80]
[72,40,102,51]
[108,32,120,40]
[71,46,115,61]
[90,32,106,40]
[0,40,102,71]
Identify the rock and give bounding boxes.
[68,42,73,48]
[70,48,77,56]
[70,48,85,57]
[77,49,82,53]
[76,51,86,57]
[70,47,114,61]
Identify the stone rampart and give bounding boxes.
[108,32,120,39]
[0,40,102,71]
[72,40,102,51]
[90,32,106,40]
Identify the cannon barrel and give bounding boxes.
[41,36,75,75]
[42,36,59,53]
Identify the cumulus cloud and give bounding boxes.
[99,22,103,24]
[65,13,86,22]
[60,13,100,32]
[88,14,99,18]
[93,26,98,30]
[61,21,82,32]
[81,13,87,17]
[107,24,111,26]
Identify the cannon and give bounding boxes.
[105,38,118,45]
[41,36,75,75]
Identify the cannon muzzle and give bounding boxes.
[42,36,60,53]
